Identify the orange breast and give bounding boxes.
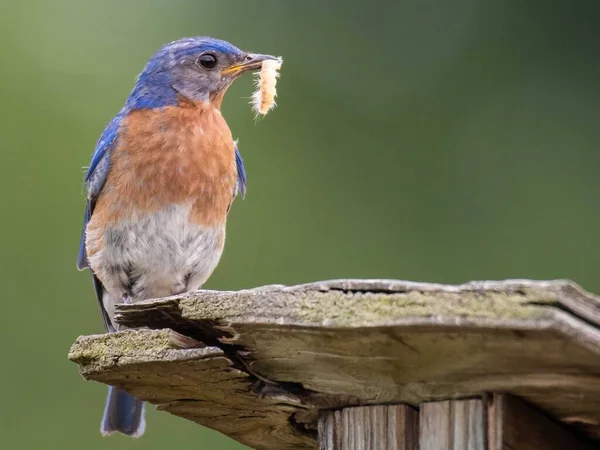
[91,103,237,228]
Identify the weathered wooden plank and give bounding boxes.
[420,402,451,450]
[388,405,420,450]
[70,279,600,448]
[420,399,485,450]
[69,329,317,450]
[318,405,418,450]
[488,394,594,450]
[452,400,486,449]
[111,280,600,441]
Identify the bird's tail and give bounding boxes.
[100,386,146,438]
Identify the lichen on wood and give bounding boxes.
[69,279,600,449]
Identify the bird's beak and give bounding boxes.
[222,53,280,77]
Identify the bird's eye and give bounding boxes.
[198,53,217,69]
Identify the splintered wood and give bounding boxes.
[251,58,282,116]
[70,279,600,449]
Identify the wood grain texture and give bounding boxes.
[420,399,485,450]
[69,279,600,448]
[318,405,418,450]
[69,329,316,450]
[420,402,452,450]
[488,394,594,450]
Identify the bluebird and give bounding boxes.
[77,37,277,437]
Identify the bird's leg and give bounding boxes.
[111,293,133,332]
[120,293,133,304]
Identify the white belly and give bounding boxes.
[87,203,225,313]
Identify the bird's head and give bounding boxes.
[127,37,278,109]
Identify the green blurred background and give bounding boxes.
[1,0,600,448]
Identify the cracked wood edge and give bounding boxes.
[69,329,318,450]
[113,279,600,362]
[115,279,600,329]
[109,279,600,443]
[70,279,600,446]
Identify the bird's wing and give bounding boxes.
[226,144,247,215]
[77,113,125,333]
[234,144,247,198]
[77,113,124,270]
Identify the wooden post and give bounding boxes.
[420,399,486,450]
[318,405,419,450]
[417,395,594,450]
[487,394,594,450]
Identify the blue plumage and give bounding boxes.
[126,37,244,110]
[85,113,123,183]
[101,387,146,437]
[145,37,243,72]
[127,72,178,110]
[78,113,124,271]
[235,145,247,198]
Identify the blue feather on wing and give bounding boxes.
[85,113,123,182]
[77,112,125,270]
[235,145,247,198]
